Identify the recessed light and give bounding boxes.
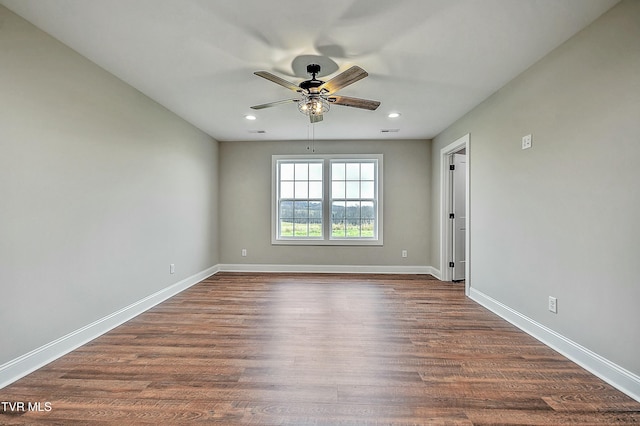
[387,112,401,118]
[245,115,257,120]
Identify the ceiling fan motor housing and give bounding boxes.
[299,79,323,92]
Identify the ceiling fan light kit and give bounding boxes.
[298,95,330,116]
[251,63,380,123]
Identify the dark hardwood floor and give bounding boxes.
[1,273,639,425]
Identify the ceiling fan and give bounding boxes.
[251,64,381,123]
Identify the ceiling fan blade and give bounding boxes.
[320,66,368,94]
[254,71,300,92]
[328,95,380,110]
[251,99,299,110]
[310,114,323,123]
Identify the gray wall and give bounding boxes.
[0,6,219,364]
[219,139,431,268]
[432,0,640,375]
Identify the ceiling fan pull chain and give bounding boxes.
[306,123,316,153]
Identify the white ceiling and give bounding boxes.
[1,0,618,141]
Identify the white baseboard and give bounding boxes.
[218,263,436,275]
[429,267,442,281]
[0,264,220,390]
[470,288,640,403]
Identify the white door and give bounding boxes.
[451,153,466,281]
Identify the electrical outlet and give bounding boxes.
[241,248,247,257]
[522,134,532,150]
[548,296,557,313]
[401,250,408,258]
[170,264,175,274]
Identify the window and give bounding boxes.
[277,160,324,239]
[272,154,383,245]
[330,160,377,238]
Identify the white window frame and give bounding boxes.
[272,154,383,246]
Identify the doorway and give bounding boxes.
[440,134,470,295]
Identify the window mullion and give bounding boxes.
[324,159,330,240]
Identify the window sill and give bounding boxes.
[271,238,383,246]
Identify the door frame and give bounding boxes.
[440,133,470,295]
